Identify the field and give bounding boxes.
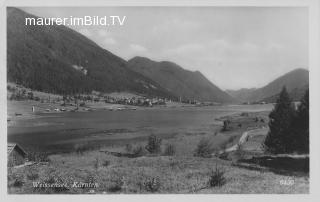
[8,150,309,194]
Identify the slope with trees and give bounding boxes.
[7,7,174,98]
[128,56,235,103]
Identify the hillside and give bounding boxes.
[261,84,309,103]
[7,8,174,98]
[229,68,309,103]
[128,57,235,103]
[226,88,257,102]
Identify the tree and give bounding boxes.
[291,90,309,153]
[145,135,162,154]
[264,86,296,154]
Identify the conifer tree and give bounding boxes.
[292,90,309,153]
[264,86,295,154]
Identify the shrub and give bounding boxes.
[93,157,99,170]
[11,174,24,187]
[13,178,24,187]
[254,117,259,122]
[102,160,110,167]
[125,144,133,153]
[74,143,94,155]
[132,145,147,157]
[208,166,226,187]
[143,177,161,192]
[241,112,249,117]
[27,92,34,100]
[34,96,40,101]
[107,176,124,192]
[27,151,50,162]
[194,138,213,158]
[145,135,162,154]
[26,167,39,180]
[7,85,16,92]
[163,144,176,156]
[222,119,231,131]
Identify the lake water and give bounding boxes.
[8,104,273,152]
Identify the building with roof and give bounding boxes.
[8,143,27,167]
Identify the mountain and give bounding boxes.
[7,8,174,98]
[128,57,235,103]
[229,68,309,103]
[226,88,257,102]
[260,83,309,103]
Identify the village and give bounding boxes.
[7,83,222,114]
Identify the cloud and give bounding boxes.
[152,18,200,35]
[166,43,205,55]
[103,37,117,45]
[129,44,147,52]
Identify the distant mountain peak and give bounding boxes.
[228,68,309,103]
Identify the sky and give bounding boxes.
[21,7,308,90]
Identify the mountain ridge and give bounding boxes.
[227,68,309,103]
[128,56,235,103]
[7,7,175,98]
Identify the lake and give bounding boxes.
[8,104,273,152]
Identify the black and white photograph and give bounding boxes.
[2,0,320,198]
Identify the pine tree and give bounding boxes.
[291,90,309,153]
[264,86,296,154]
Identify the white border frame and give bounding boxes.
[1,0,319,202]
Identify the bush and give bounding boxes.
[34,96,40,101]
[27,92,34,100]
[11,174,24,187]
[145,135,162,154]
[27,151,50,162]
[102,160,110,167]
[74,143,94,155]
[241,112,249,117]
[162,144,176,156]
[222,119,231,131]
[93,157,99,170]
[26,167,39,180]
[107,176,124,192]
[132,145,147,157]
[125,144,133,153]
[194,138,213,158]
[208,166,226,187]
[143,177,161,192]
